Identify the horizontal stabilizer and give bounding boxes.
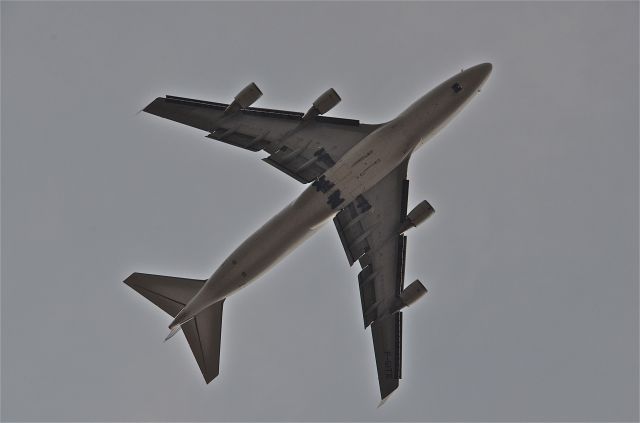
[183,300,225,383]
[124,272,225,383]
[124,272,205,317]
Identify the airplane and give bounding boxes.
[124,62,492,404]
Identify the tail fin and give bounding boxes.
[124,273,225,383]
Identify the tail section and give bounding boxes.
[182,300,224,383]
[124,273,225,383]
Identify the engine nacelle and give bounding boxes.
[303,88,341,120]
[225,82,263,114]
[399,200,435,234]
[388,279,428,315]
[400,279,428,307]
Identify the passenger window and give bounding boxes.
[451,82,462,93]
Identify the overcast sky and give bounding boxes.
[2,1,638,421]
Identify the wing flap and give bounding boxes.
[206,131,265,152]
[333,196,374,265]
[358,265,378,325]
[263,146,338,183]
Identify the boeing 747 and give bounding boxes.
[125,62,492,403]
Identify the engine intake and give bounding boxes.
[225,82,263,114]
[399,200,435,234]
[303,88,341,120]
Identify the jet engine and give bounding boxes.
[303,88,341,120]
[225,82,263,114]
[388,279,428,315]
[399,200,435,234]
[400,279,428,307]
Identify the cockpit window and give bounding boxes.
[451,82,462,93]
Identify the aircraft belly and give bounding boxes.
[231,187,333,280]
[325,129,411,201]
[191,187,334,310]
[195,122,414,313]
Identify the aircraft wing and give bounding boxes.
[143,95,379,183]
[333,160,411,402]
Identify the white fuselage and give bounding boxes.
[170,63,492,328]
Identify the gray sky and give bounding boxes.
[2,1,638,421]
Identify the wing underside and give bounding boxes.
[333,161,410,401]
[143,95,379,182]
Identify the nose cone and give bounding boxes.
[445,62,491,97]
[476,62,493,80]
[465,62,493,88]
[475,62,493,75]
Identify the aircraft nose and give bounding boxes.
[477,62,493,79]
[457,62,492,93]
[468,62,492,82]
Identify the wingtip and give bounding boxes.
[163,325,182,342]
[377,386,398,408]
[123,272,149,291]
[123,273,139,288]
[135,101,156,116]
[204,371,219,384]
